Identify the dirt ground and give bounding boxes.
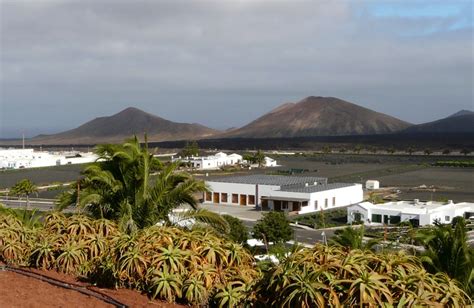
[0,267,182,308]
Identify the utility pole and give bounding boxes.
[22,132,25,149]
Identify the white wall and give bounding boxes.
[205,181,279,206]
[300,185,363,214]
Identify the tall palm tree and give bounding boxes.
[10,179,38,210]
[57,136,225,233]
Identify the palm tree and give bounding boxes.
[57,136,218,233]
[254,150,265,168]
[416,217,474,296]
[331,226,378,251]
[10,179,38,210]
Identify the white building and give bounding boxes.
[365,180,380,190]
[204,174,363,214]
[173,152,243,170]
[347,200,474,227]
[0,148,98,169]
[263,156,278,167]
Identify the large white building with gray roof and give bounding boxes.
[204,174,363,214]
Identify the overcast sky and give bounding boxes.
[1,0,473,138]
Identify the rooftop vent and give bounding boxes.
[305,183,309,187]
[414,199,419,205]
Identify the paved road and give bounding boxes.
[1,198,56,211]
[241,220,336,245]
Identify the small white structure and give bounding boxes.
[264,156,277,167]
[173,152,243,170]
[0,148,98,169]
[347,200,474,226]
[204,175,363,214]
[365,180,380,190]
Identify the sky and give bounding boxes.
[1,0,473,138]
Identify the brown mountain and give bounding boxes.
[222,96,411,138]
[30,107,219,145]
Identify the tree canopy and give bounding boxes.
[56,136,224,233]
[252,211,293,244]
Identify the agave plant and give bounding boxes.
[148,264,183,302]
[55,240,87,274]
[213,281,247,308]
[183,277,208,305]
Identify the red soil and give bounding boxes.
[0,267,183,308]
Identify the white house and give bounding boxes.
[365,180,380,190]
[263,156,278,167]
[204,174,363,214]
[0,148,98,169]
[173,152,243,170]
[347,200,474,227]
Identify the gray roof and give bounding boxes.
[280,183,358,193]
[208,174,327,186]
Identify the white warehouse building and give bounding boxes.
[347,200,474,227]
[0,148,98,169]
[173,152,243,170]
[204,175,363,214]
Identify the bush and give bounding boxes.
[222,215,248,244]
[252,212,293,244]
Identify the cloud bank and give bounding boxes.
[1,0,472,137]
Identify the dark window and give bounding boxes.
[325,199,328,208]
[332,197,336,206]
[282,201,288,210]
[205,192,212,201]
[445,216,450,222]
[302,201,308,207]
[232,194,238,203]
[389,215,401,224]
[372,214,382,223]
[314,200,318,209]
[248,195,255,205]
[221,193,228,203]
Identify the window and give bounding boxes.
[332,197,336,206]
[325,198,328,208]
[282,201,288,210]
[232,194,238,203]
[372,214,382,223]
[302,201,308,207]
[314,200,318,209]
[205,192,212,201]
[248,195,255,205]
[445,216,450,222]
[221,193,228,203]
[389,215,401,224]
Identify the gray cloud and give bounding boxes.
[1,0,472,137]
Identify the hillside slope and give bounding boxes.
[30,107,219,145]
[222,96,411,138]
[402,113,474,134]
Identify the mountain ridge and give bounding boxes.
[220,96,412,138]
[28,107,219,145]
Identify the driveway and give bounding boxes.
[199,203,264,221]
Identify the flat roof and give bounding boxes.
[355,201,474,214]
[280,183,358,193]
[208,174,327,186]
